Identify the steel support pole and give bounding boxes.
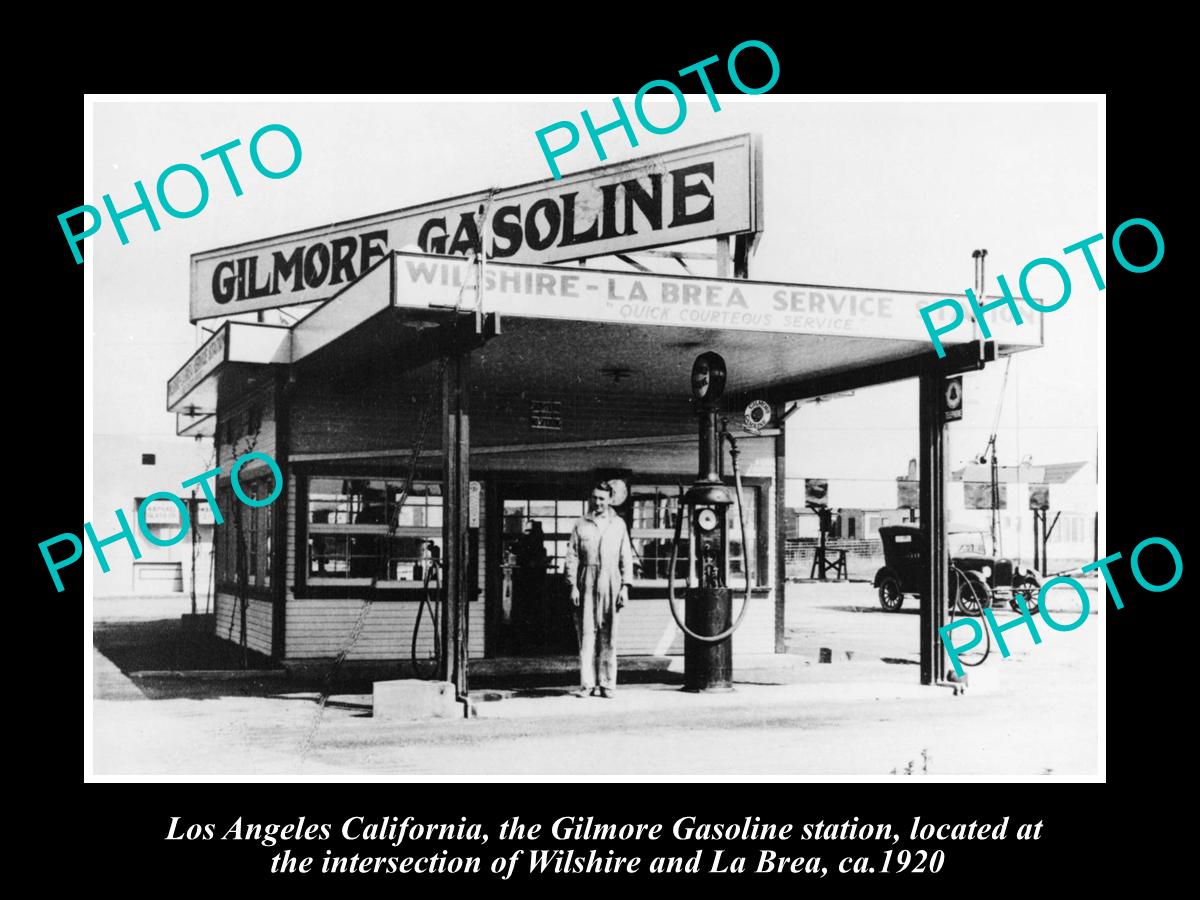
[441,346,470,699]
[1043,513,1049,576]
[774,423,787,653]
[919,373,949,686]
[1032,509,1040,572]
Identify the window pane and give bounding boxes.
[632,493,658,528]
[348,534,382,578]
[310,478,389,525]
[383,536,432,581]
[503,505,526,535]
[727,491,755,581]
[529,500,555,518]
[309,477,350,524]
[630,538,650,578]
[310,534,348,576]
[351,480,388,524]
[558,500,585,518]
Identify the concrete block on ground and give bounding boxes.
[959,662,1002,695]
[373,679,462,720]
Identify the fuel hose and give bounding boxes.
[949,563,989,666]
[411,560,442,677]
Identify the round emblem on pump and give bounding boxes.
[696,507,720,532]
[744,399,772,432]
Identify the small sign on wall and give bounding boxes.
[140,498,181,525]
[469,481,481,528]
[943,376,963,422]
[530,399,563,431]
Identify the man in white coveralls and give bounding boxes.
[565,480,634,698]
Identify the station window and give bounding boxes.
[215,479,274,591]
[629,486,758,588]
[306,477,443,586]
[502,498,585,575]
[630,488,690,582]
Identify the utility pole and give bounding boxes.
[990,436,1000,555]
[189,489,198,616]
[972,249,1002,553]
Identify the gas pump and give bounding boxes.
[666,352,753,692]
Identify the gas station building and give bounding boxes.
[165,134,1041,694]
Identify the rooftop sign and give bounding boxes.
[189,134,763,322]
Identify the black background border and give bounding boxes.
[27,32,1183,893]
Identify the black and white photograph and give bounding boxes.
[80,94,1106,781]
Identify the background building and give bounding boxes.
[92,434,215,602]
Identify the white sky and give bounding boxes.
[92,98,1099,506]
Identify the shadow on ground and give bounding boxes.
[94,617,684,703]
[94,618,276,672]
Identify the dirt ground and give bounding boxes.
[90,581,1099,779]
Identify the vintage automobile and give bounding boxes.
[873,525,1041,615]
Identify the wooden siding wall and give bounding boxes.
[213,592,273,656]
[284,600,485,661]
[289,359,717,456]
[470,434,776,477]
[216,381,277,471]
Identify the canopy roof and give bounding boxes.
[167,252,1042,421]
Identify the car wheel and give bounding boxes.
[1011,575,1040,614]
[878,576,904,612]
[954,574,985,616]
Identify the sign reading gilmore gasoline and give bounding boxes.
[189,134,762,322]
